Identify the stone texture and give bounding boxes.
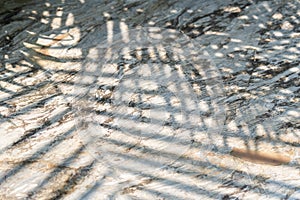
[0,0,299,199]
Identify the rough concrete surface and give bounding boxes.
[0,0,299,199]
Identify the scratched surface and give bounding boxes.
[0,0,299,199]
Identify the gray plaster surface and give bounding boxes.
[0,0,299,199]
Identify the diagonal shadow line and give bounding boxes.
[20,55,55,74]
[86,120,196,148]
[26,145,87,199]
[91,52,216,134]
[0,0,298,198]
[77,61,213,130]
[5,79,36,89]
[47,161,96,200]
[113,152,299,199]
[136,186,215,199]
[76,175,107,200]
[88,102,198,123]
[4,92,61,121]
[78,73,206,110]
[0,107,71,155]
[78,29,298,200]
[0,124,76,185]
[0,68,38,82]
[84,104,299,158]
[0,85,15,95]
[0,7,23,25]
[24,47,84,62]
[0,77,54,102]
[0,80,51,106]
[90,131,299,190]
[111,164,237,198]
[81,91,295,166]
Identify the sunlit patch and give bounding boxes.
[51,17,61,29]
[230,38,242,43]
[273,31,283,37]
[272,13,283,19]
[148,21,155,25]
[103,12,111,18]
[136,8,144,13]
[65,13,74,26]
[120,21,129,43]
[223,6,241,13]
[215,52,223,57]
[106,20,114,44]
[2,0,300,198]
[73,28,225,177]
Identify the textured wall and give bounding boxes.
[0,0,299,199]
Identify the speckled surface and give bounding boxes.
[0,0,299,199]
